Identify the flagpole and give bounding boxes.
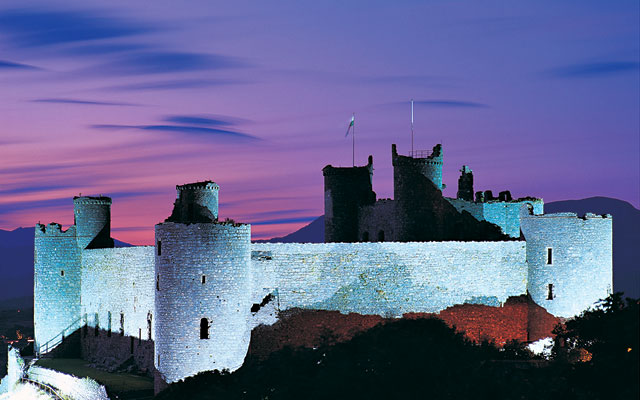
[411,99,414,157]
[352,112,355,166]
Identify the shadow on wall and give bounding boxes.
[80,326,154,376]
[36,326,155,377]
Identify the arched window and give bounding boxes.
[362,232,369,242]
[378,230,385,242]
[200,318,209,339]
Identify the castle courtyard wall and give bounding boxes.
[251,241,528,317]
[446,198,544,238]
[80,246,156,372]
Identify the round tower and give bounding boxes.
[166,181,219,223]
[392,143,444,199]
[73,196,113,250]
[154,182,252,386]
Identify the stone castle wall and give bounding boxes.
[252,241,528,317]
[521,210,613,318]
[80,246,156,372]
[34,224,81,354]
[447,199,544,238]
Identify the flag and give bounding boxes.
[345,115,355,137]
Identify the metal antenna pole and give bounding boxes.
[411,99,414,156]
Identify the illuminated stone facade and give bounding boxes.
[32,144,613,389]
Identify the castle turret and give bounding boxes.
[457,165,474,201]
[392,143,444,200]
[322,156,376,242]
[166,181,219,223]
[520,206,612,318]
[154,182,252,389]
[73,196,113,250]
[34,222,81,355]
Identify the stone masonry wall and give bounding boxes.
[155,222,252,384]
[34,224,81,354]
[446,198,544,238]
[80,246,155,372]
[521,210,613,318]
[251,241,528,317]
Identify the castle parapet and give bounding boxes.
[166,181,219,223]
[35,223,76,236]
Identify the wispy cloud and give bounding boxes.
[0,59,39,69]
[163,114,249,126]
[31,98,140,106]
[91,124,260,141]
[544,61,640,78]
[0,8,153,48]
[384,99,489,108]
[87,51,245,76]
[100,78,247,91]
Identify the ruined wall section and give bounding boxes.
[251,241,527,318]
[323,157,376,243]
[357,199,399,242]
[521,209,613,318]
[447,198,544,238]
[80,246,155,372]
[154,222,252,385]
[34,223,81,355]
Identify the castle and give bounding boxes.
[33,143,612,391]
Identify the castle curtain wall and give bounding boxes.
[251,241,528,317]
[80,246,156,372]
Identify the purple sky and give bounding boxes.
[1,0,638,244]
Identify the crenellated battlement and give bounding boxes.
[35,223,76,236]
[176,181,219,192]
[73,196,112,206]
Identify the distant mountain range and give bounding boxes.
[1,197,637,303]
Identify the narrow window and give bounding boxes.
[107,311,112,337]
[546,248,553,265]
[156,274,160,291]
[120,313,125,336]
[378,230,385,242]
[202,275,206,284]
[547,284,554,300]
[147,313,153,340]
[94,313,99,336]
[139,328,142,344]
[362,232,369,242]
[60,270,64,277]
[157,241,162,256]
[200,318,209,339]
